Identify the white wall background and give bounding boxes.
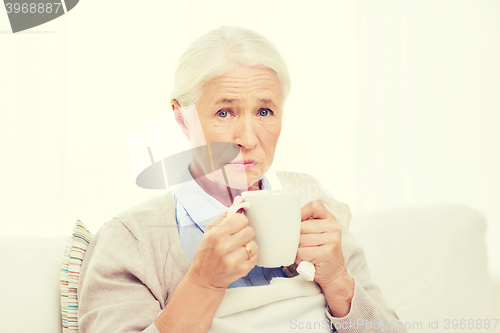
[1,0,499,276]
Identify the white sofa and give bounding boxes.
[1,203,499,333]
[349,203,500,332]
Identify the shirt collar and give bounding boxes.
[174,166,272,232]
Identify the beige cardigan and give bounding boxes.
[77,171,406,332]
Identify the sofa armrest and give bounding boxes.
[350,203,500,330]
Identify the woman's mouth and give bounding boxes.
[226,160,258,170]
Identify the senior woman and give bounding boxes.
[78,26,406,333]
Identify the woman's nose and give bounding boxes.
[234,115,258,149]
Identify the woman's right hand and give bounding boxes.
[186,211,259,290]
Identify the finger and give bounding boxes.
[300,220,341,234]
[206,212,228,232]
[238,253,258,278]
[233,195,244,205]
[299,233,333,247]
[224,240,258,274]
[294,246,318,265]
[218,225,255,255]
[296,245,330,263]
[301,200,332,221]
[218,213,249,235]
[240,240,258,262]
[227,225,255,252]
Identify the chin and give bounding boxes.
[200,168,243,190]
[231,181,253,190]
[222,167,251,189]
[203,165,265,190]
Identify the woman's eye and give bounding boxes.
[217,110,229,118]
[259,109,273,117]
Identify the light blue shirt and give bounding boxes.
[172,166,289,288]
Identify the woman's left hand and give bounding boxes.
[296,200,354,317]
[295,200,347,288]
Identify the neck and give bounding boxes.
[189,162,260,207]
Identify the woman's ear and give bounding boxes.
[172,99,190,141]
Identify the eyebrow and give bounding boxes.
[214,98,277,109]
[215,98,236,105]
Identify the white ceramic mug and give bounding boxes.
[227,190,301,267]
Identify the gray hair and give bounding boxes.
[171,26,291,108]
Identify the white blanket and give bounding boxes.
[210,276,335,333]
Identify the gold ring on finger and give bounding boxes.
[244,244,252,260]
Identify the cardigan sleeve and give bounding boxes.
[77,218,162,333]
[325,227,408,333]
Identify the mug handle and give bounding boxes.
[227,201,250,216]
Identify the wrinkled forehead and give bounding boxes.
[198,66,284,109]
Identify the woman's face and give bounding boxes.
[186,65,284,189]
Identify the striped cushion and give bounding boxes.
[60,219,93,333]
